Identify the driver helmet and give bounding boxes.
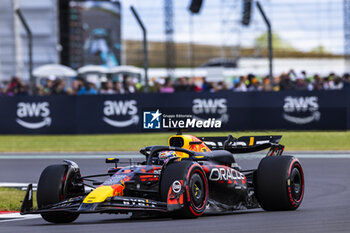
[158,151,176,162]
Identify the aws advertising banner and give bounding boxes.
[0,96,77,134]
[75,95,140,134]
[0,90,348,134]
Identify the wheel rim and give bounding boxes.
[190,173,204,208]
[290,167,302,201]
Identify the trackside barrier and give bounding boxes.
[0,89,349,134]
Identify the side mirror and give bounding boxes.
[105,158,119,167]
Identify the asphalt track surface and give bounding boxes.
[1,152,350,233]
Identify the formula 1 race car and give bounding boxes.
[21,133,304,223]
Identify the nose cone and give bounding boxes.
[83,186,114,204]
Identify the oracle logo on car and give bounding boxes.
[283,96,320,124]
[103,100,139,127]
[16,102,51,129]
[209,167,245,181]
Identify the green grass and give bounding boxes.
[0,131,349,152]
[0,188,36,211]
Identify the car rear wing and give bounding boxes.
[197,135,284,155]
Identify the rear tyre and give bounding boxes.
[160,160,208,218]
[37,164,80,223]
[255,156,304,211]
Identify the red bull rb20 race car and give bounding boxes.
[21,133,304,223]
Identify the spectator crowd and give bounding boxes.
[1,69,350,96]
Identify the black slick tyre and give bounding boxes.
[255,156,304,211]
[37,164,80,223]
[160,160,208,218]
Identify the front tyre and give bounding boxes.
[255,156,304,211]
[160,160,208,218]
[37,164,81,223]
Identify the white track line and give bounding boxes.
[0,183,37,190]
[0,213,41,223]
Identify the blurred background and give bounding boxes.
[0,0,349,95]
